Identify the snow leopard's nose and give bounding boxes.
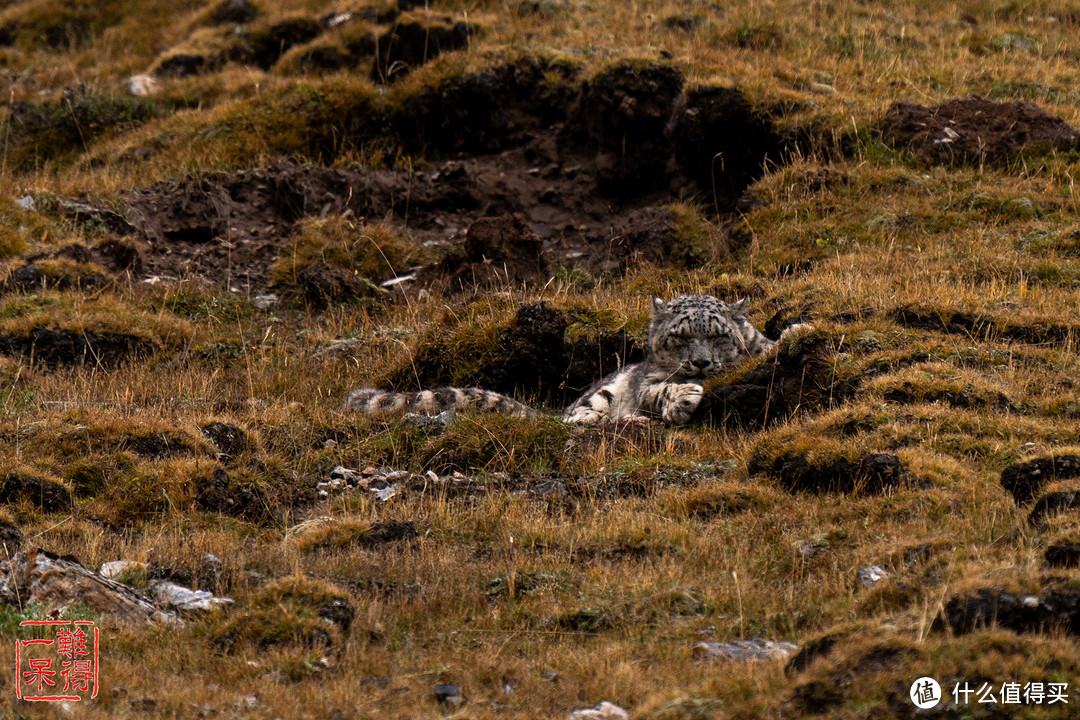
[691,358,712,370]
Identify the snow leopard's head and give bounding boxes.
[648,295,757,379]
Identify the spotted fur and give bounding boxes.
[342,295,804,424]
[340,386,538,418]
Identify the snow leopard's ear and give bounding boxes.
[730,298,749,317]
[651,297,668,316]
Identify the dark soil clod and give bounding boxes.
[749,451,908,495]
[427,213,547,288]
[1001,455,1080,505]
[0,328,157,368]
[881,97,1080,165]
[1027,491,1080,528]
[0,474,72,513]
[1045,541,1080,568]
[0,520,23,552]
[193,467,267,521]
[371,19,474,83]
[200,422,250,461]
[694,336,844,429]
[934,586,1080,635]
[569,61,685,195]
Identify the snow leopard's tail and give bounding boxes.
[341,387,539,418]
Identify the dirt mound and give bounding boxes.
[120,59,780,291]
[881,97,1080,165]
[1046,541,1080,568]
[671,85,783,206]
[892,304,1073,345]
[1,473,72,512]
[694,336,845,429]
[386,302,643,408]
[934,585,1080,635]
[1028,491,1080,528]
[122,431,199,459]
[193,467,267,521]
[425,213,547,288]
[0,328,157,368]
[200,422,250,461]
[372,18,475,83]
[569,62,685,194]
[1001,455,1080,505]
[748,451,908,495]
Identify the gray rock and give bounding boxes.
[857,564,890,589]
[127,74,159,97]
[149,580,232,611]
[569,701,629,720]
[2,550,177,625]
[692,639,798,661]
[253,294,278,310]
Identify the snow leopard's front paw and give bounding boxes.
[662,383,703,424]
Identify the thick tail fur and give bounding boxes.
[341,387,539,418]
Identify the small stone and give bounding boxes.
[380,273,417,288]
[323,12,353,28]
[329,466,362,487]
[127,74,159,97]
[372,484,400,502]
[857,564,889,589]
[14,195,35,211]
[99,560,146,579]
[253,294,278,310]
[810,82,836,95]
[569,701,629,720]
[149,580,233,611]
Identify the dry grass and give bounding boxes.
[2,0,1080,718]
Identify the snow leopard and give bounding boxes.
[342,295,802,424]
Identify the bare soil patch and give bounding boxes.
[881,97,1080,165]
[120,60,781,291]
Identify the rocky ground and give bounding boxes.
[3,0,1080,718]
